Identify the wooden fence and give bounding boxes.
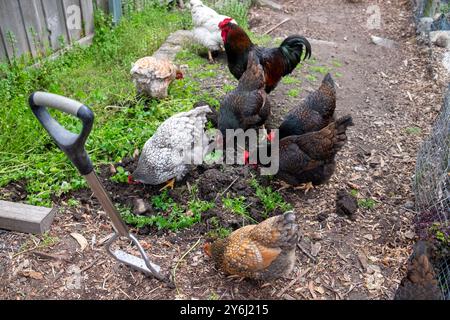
[0,0,99,62]
[0,0,180,63]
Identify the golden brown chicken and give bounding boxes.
[204,211,299,280]
[394,241,443,300]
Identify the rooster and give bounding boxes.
[190,0,237,62]
[219,18,312,93]
[131,105,212,190]
[394,241,443,300]
[204,211,299,280]
[277,73,336,139]
[218,51,270,136]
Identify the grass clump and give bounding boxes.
[250,179,292,217]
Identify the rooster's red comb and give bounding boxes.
[218,18,233,29]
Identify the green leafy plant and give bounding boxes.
[110,166,130,184]
[251,179,293,217]
[358,198,377,210]
[206,216,232,239]
[222,195,256,223]
[282,76,301,85]
[287,88,300,98]
[405,126,422,135]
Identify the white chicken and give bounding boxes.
[131,105,212,190]
[190,0,237,62]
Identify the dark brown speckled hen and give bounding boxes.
[204,211,299,280]
[394,241,443,300]
[278,73,336,139]
[276,115,353,188]
[218,51,270,136]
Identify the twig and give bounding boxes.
[264,18,291,35]
[172,238,202,295]
[277,267,311,298]
[118,287,132,300]
[11,245,40,259]
[297,243,317,263]
[33,251,71,262]
[81,258,105,273]
[215,177,239,201]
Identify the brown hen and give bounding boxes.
[218,51,270,136]
[276,115,353,187]
[204,211,299,280]
[278,73,336,139]
[394,241,443,300]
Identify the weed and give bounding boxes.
[67,198,80,207]
[287,88,300,98]
[358,198,377,209]
[309,65,331,75]
[405,126,422,135]
[250,179,292,217]
[305,74,318,82]
[206,216,232,239]
[110,166,130,184]
[222,195,256,223]
[282,76,301,85]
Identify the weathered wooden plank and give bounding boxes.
[80,0,95,37]
[0,24,10,62]
[41,0,69,50]
[94,0,109,13]
[17,0,47,58]
[0,200,57,234]
[0,0,30,59]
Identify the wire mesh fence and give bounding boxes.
[414,85,450,300]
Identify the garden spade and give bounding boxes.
[29,92,170,285]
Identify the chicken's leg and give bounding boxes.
[294,182,315,194]
[208,50,214,63]
[159,178,175,191]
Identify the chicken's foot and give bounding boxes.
[159,178,175,191]
[294,182,315,194]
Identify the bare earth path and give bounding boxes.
[0,0,447,300]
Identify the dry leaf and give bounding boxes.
[70,233,88,251]
[315,286,325,295]
[311,242,322,257]
[363,234,374,241]
[308,281,317,299]
[22,270,43,280]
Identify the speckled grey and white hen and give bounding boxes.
[132,105,212,190]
